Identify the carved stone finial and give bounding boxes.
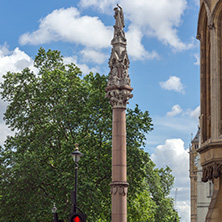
[106,5,133,109]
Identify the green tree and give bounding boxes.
[147,166,180,221]
[0,48,179,221]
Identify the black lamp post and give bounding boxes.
[50,144,85,222]
[69,144,86,222]
[70,144,83,213]
[51,203,59,222]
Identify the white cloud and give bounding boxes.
[151,139,189,176]
[194,53,200,65]
[19,1,192,63]
[0,44,99,78]
[160,76,185,93]
[146,112,199,153]
[0,42,11,56]
[123,0,188,50]
[167,104,183,117]
[167,105,200,119]
[63,56,99,74]
[0,45,37,82]
[79,0,115,12]
[80,0,191,51]
[177,200,190,222]
[126,25,159,60]
[151,138,190,222]
[19,7,158,61]
[80,49,108,64]
[185,106,200,119]
[19,7,113,49]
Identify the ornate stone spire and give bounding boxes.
[106,4,133,109]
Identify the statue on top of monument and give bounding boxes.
[114,4,125,29]
[113,4,126,40]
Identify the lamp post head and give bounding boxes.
[51,202,57,214]
[71,144,83,163]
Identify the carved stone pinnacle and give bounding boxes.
[106,5,133,109]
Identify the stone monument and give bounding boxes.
[105,4,133,222]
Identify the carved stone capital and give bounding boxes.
[110,181,129,196]
[105,85,133,109]
[202,161,222,182]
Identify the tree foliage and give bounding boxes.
[0,48,179,221]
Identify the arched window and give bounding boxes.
[199,4,211,142]
[212,1,222,134]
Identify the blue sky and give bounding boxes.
[0,0,200,221]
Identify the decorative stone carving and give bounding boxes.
[106,4,133,109]
[202,161,222,182]
[110,182,129,196]
[113,4,126,41]
[208,23,215,29]
[106,87,133,108]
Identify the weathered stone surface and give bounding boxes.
[106,4,133,109]
[197,1,222,221]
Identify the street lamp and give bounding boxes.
[71,144,83,164]
[51,203,59,222]
[50,144,85,222]
[70,144,83,213]
[69,144,87,222]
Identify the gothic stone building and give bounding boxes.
[197,0,222,221]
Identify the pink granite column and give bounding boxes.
[111,108,128,222]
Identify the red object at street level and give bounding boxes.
[69,212,86,222]
[73,216,81,222]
